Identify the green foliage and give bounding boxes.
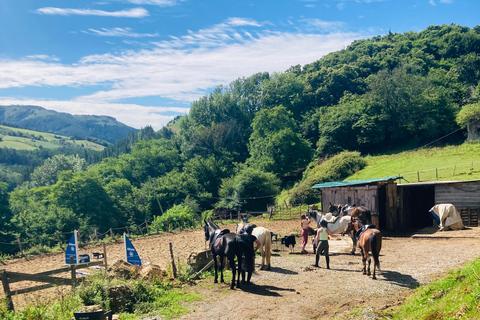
[289,151,366,205]
[383,257,480,319]
[248,105,312,177]
[28,154,87,188]
[456,102,480,127]
[218,166,281,211]
[150,204,196,232]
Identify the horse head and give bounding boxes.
[204,219,220,242]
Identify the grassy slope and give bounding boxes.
[0,125,104,151]
[346,143,480,183]
[383,257,480,319]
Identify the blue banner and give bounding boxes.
[124,233,142,266]
[65,231,79,264]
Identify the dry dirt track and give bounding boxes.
[2,219,480,319]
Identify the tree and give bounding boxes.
[217,166,280,212]
[247,106,312,177]
[28,154,87,188]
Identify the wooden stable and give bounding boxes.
[313,177,480,232]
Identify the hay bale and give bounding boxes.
[79,305,103,312]
[139,264,167,281]
[108,260,139,279]
[187,250,211,272]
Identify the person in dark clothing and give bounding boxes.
[239,225,261,284]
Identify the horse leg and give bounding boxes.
[350,231,357,255]
[213,254,219,283]
[259,245,265,270]
[367,256,371,276]
[229,256,237,289]
[359,247,366,275]
[219,256,225,283]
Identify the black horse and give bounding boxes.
[204,219,245,289]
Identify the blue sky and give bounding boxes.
[0,0,478,130]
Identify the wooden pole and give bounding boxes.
[94,229,99,242]
[103,243,108,270]
[55,233,65,252]
[138,225,144,237]
[126,226,130,237]
[16,237,24,256]
[109,228,114,240]
[453,165,456,177]
[436,168,438,180]
[69,256,76,288]
[145,220,149,235]
[192,260,214,280]
[169,243,177,278]
[417,171,420,182]
[1,270,14,311]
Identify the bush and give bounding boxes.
[150,205,196,232]
[289,151,366,205]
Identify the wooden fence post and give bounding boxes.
[138,225,144,237]
[417,171,420,182]
[109,228,114,240]
[126,226,130,237]
[16,237,23,257]
[169,243,177,279]
[103,243,108,270]
[55,232,65,252]
[145,220,149,235]
[436,168,438,180]
[1,270,14,311]
[94,229,99,242]
[69,257,76,288]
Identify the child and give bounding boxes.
[239,225,261,284]
[313,220,339,269]
[300,214,310,254]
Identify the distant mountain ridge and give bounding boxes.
[0,105,138,143]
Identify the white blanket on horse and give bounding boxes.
[322,212,337,223]
[430,204,464,230]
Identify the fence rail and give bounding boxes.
[1,256,106,312]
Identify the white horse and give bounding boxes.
[306,210,356,254]
[236,223,272,270]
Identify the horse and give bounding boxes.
[344,218,382,280]
[349,206,372,225]
[204,219,244,289]
[306,210,357,254]
[327,203,343,216]
[236,223,272,270]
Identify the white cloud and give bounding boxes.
[25,55,60,62]
[0,18,371,129]
[337,2,346,10]
[301,19,346,32]
[83,27,159,38]
[35,7,149,18]
[440,0,453,3]
[126,0,181,6]
[429,0,436,5]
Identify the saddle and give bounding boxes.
[211,229,230,251]
[355,225,376,241]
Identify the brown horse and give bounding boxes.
[344,218,382,280]
[349,206,372,225]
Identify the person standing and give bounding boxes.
[300,214,310,254]
[239,225,261,284]
[313,220,339,269]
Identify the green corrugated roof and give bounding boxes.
[312,176,403,189]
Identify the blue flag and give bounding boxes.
[65,231,79,264]
[124,233,142,266]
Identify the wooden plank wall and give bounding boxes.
[321,185,379,214]
[435,181,480,208]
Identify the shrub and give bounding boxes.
[289,151,366,205]
[150,205,196,232]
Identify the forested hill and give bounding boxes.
[1,24,480,255]
[0,105,138,143]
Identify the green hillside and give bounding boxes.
[346,143,480,183]
[0,125,105,151]
[0,105,138,143]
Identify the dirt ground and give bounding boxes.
[3,219,480,319]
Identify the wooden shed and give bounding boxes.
[312,176,402,231]
[313,177,480,232]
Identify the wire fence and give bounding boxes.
[397,161,480,183]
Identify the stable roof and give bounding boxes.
[312,176,402,189]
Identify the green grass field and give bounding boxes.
[0,125,105,151]
[346,142,480,183]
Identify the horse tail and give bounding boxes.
[369,233,380,270]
